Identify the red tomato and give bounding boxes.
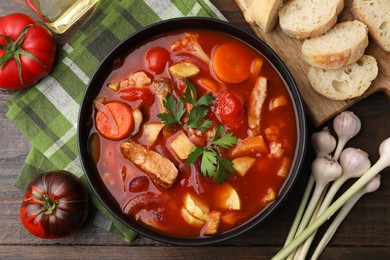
[20,171,89,239]
[215,90,245,131]
[145,46,170,74]
[0,13,56,90]
[119,88,155,106]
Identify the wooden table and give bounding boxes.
[1,1,389,259]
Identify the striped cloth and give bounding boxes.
[6,0,225,242]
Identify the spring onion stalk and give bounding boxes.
[282,129,336,252]
[273,137,390,260]
[289,157,341,259]
[283,129,336,260]
[294,148,371,260]
[310,175,381,260]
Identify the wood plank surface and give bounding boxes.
[235,0,390,126]
[1,0,390,259]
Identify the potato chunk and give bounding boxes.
[132,108,143,136]
[215,183,241,210]
[170,132,195,160]
[232,156,256,176]
[182,193,209,227]
[277,156,292,178]
[182,208,205,227]
[169,62,200,78]
[143,122,164,145]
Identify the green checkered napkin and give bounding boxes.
[6,0,226,242]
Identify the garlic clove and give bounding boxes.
[311,156,342,187]
[333,111,362,160]
[311,127,336,158]
[333,111,361,140]
[339,147,371,179]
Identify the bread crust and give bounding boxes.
[308,55,378,100]
[244,0,284,33]
[351,0,390,52]
[302,20,369,69]
[278,0,344,39]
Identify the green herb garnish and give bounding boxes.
[186,125,238,183]
[157,78,214,132]
[157,92,186,125]
[181,78,214,107]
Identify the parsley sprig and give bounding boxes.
[157,92,186,125]
[186,125,238,183]
[157,79,214,132]
[157,79,237,183]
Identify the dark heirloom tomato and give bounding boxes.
[20,171,89,239]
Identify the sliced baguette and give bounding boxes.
[308,55,378,100]
[352,0,390,52]
[278,0,344,39]
[243,0,284,33]
[302,20,369,69]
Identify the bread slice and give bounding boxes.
[302,20,369,69]
[278,0,344,39]
[352,0,390,52]
[308,55,378,100]
[243,0,284,33]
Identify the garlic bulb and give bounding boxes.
[339,148,371,179]
[312,156,343,188]
[293,157,342,242]
[333,111,361,160]
[311,127,336,158]
[295,149,371,259]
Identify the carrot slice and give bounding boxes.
[95,101,134,140]
[269,95,289,110]
[227,135,268,158]
[212,41,254,84]
[197,78,219,94]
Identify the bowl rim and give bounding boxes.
[78,17,307,245]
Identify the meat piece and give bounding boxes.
[120,141,178,189]
[151,77,172,114]
[268,141,284,158]
[203,211,222,235]
[248,76,268,136]
[120,71,152,89]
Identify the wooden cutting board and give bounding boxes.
[235,0,390,126]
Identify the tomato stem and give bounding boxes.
[30,189,57,215]
[0,24,46,86]
[42,194,57,215]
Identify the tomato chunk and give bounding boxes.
[146,46,170,74]
[119,88,155,106]
[212,41,253,84]
[95,101,134,140]
[215,90,245,131]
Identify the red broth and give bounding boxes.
[89,29,297,238]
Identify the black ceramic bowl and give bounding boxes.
[78,17,307,245]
